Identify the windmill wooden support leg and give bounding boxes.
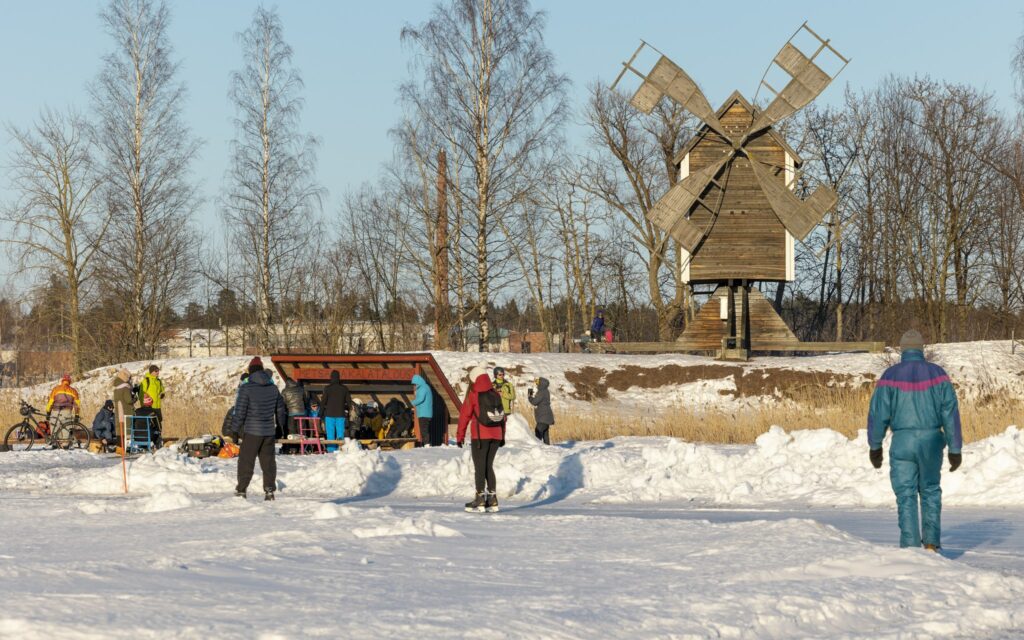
[719,280,750,361]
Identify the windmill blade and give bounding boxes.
[747,154,836,241]
[747,24,849,135]
[629,56,732,143]
[647,155,731,252]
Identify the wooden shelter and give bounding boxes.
[270,353,461,444]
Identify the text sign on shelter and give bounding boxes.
[291,367,418,382]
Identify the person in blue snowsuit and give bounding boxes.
[867,329,963,550]
[411,374,434,446]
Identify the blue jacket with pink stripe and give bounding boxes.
[867,349,962,454]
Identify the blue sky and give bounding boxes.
[1,0,1022,281]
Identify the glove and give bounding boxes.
[457,441,463,448]
[499,439,506,447]
[948,452,962,472]
[869,448,883,469]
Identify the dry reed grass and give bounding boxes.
[2,385,1020,447]
[541,385,1024,445]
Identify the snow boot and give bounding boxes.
[464,493,486,512]
[485,491,499,513]
[264,490,275,502]
[235,490,246,499]
[924,543,939,553]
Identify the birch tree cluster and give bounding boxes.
[3,0,1024,371]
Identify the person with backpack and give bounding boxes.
[139,365,165,432]
[868,329,963,550]
[456,373,507,512]
[321,370,351,451]
[91,400,118,451]
[410,374,433,445]
[45,374,81,423]
[492,367,516,415]
[231,367,287,501]
[528,377,555,445]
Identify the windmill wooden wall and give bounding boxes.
[680,93,793,283]
[677,285,797,350]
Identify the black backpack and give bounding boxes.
[476,389,505,426]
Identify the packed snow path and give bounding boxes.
[3,492,1024,639]
[4,426,1024,638]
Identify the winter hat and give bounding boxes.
[117,368,130,382]
[61,374,71,384]
[899,329,925,351]
[247,357,264,374]
[142,395,154,407]
[103,399,114,410]
[469,366,488,384]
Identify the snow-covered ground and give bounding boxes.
[4,417,1024,638]
[5,340,1024,416]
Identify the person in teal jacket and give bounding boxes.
[411,374,434,446]
[867,329,963,550]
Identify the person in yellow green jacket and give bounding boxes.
[140,364,166,429]
[492,367,515,415]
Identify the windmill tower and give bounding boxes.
[612,23,859,359]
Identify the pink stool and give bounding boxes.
[295,417,324,455]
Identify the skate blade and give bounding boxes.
[486,506,500,513]
[465,506,486,513]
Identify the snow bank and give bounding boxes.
[6,340,1022,419]
[5,420,1024,508]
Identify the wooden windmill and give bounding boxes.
[611,23,872,359]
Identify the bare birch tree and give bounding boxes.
[400,0,568,350]
[91,0,200,359]
[2,109,109,374]
[223,5,322,351]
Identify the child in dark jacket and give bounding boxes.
[528,377,555,445]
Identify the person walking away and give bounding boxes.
[281,377,308,453]
[134,396,163,448]
[111,368,134,441]
[457,373,507,512]
[45,374,81,425]
[492,367,516,415]
[139,365,165,434]
[411,373,434,446]
[91,400,118,451]
[868,329,963,551]
[528,377,555,445]
[232,368,287,501]
[590,309,605,342]
[321,370,351,451]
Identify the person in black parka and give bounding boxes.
[528,377,555,445]
[232,369,287,500]
[321,370,352,450]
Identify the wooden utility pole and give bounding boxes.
[434,148,450,349]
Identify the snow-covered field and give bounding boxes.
[4,415,1024,638]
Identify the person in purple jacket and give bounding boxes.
[867,329,963,551]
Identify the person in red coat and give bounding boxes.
[457,373,507,512]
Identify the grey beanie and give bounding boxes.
[899,329,924,351]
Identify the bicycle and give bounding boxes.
[3,401,92,452]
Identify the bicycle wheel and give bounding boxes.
[3,422,35,452]
[53,422,91,450]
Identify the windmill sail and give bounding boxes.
[747,155,836,241]
[630,56,732,142]
[646,155,730,251]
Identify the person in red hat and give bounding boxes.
[45,374,81,423]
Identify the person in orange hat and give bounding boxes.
[45,374,81,423]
